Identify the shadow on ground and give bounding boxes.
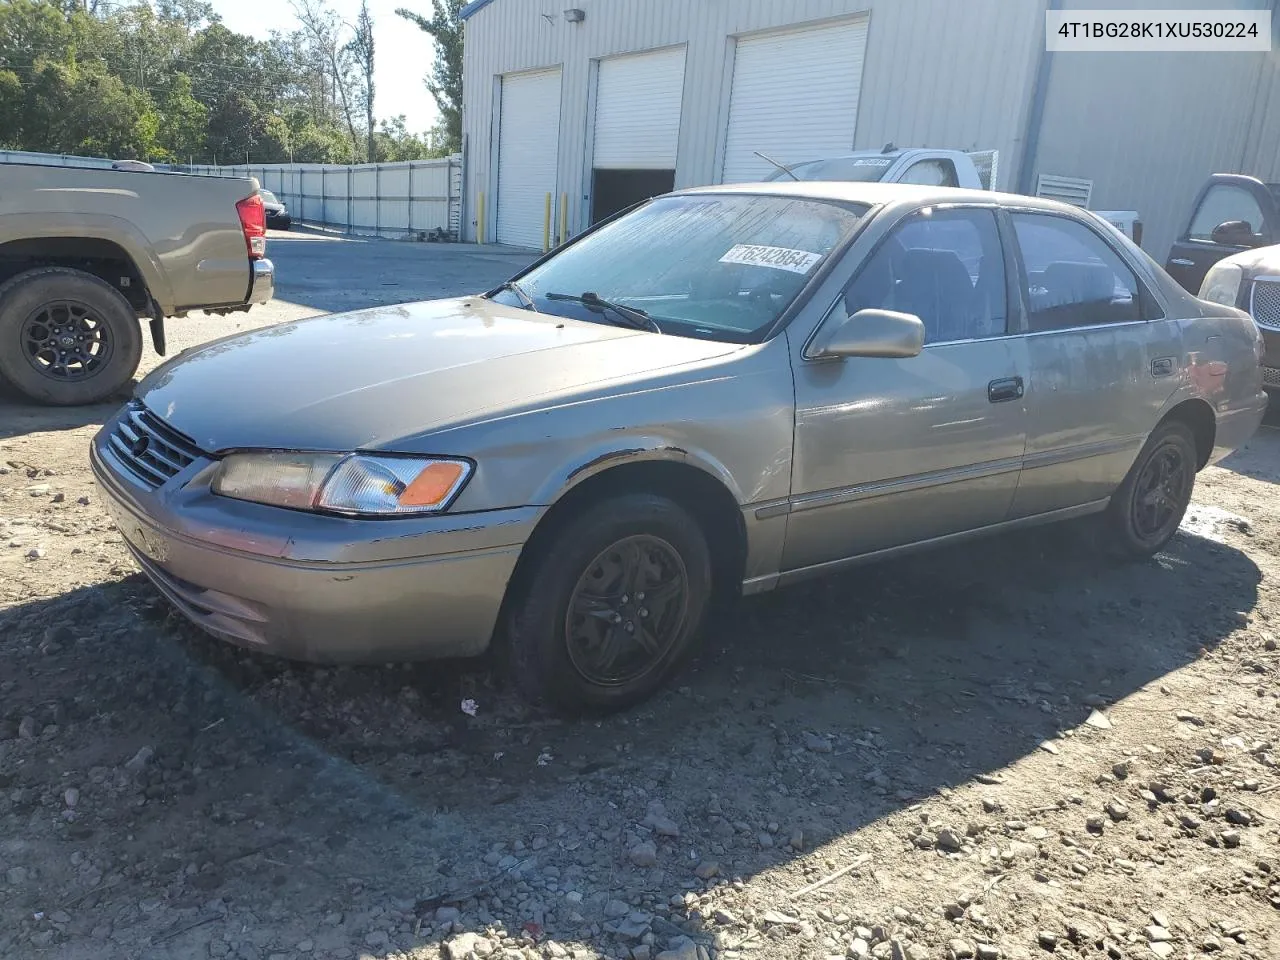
[0,514,1261,956]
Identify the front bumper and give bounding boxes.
[266,212,292,229]
[248,258,275,306]
[90,409,537,662]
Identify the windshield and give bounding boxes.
[259,191,279,204]
[489,194,866,343]
[765,156,894,183]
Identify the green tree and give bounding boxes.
[395,0,462,154]
[347,0,375,162]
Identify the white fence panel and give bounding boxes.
[0,149,174,171]
[182,155,463,240]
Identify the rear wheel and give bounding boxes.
[0,267,143,405]
[504,493,713,714]
[1103,420,1197,558]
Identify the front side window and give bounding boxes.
[1011,213,1144,331]
[490,194,866,343]
[1188,185,1266,240]
[841,207,1008,344]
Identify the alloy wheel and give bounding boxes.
[21,300,114,382]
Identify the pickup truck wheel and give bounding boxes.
[504,494,713,715]
[1103,421,1197,558]
[0,267,143,406]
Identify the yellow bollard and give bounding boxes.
[559,192,568,246]
[477,192,485,245]
[543,193,552,252]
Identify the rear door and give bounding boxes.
[1165,175,1278,292]
[1007,211,1182,518]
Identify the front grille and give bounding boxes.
[108,401,206,488]
[1251,277,1280,331]
[1264,366,1280,387]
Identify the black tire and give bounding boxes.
[1103,420,1198,559]
[504,493,713,715]
[0,267,143,406]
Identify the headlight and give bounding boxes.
[1198,262,1244,307]
[212,452,472,516]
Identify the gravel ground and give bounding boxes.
[2,232,1280,960]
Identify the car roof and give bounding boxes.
[673,180,1079,215]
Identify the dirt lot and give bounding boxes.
[2,231,1280,960]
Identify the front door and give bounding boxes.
[1165,176,1277,293]
[785,206,1029,572]
[1006,211,1183,518]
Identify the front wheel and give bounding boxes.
[1103,421,1197,558]
[504,494,713,714]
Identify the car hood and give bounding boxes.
[1215,242,1280,274]
[137,297,741,452]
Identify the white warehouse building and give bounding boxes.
[459,0,1280,260]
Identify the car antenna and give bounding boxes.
[881,141,896,154]
[753,150,798,181]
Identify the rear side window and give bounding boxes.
[843,208,1007,344]
[1010,214,1147,331]
[1188,185,1266,240]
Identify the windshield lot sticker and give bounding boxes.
[719,244,823,274]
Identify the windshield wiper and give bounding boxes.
[545,291,662,333]
[499,280,536,310]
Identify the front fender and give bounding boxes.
[534,434,747,506]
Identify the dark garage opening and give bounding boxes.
[591,169,675,224]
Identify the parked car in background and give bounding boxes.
[91,183,1266,714]
[0,163,274,405]
[1198,242,1280,392]
[763,145,986,188]
[260,190,292,230]
[1165,173,1280,293]
[764,146,1145,245]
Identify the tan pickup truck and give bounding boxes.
[0,163,274,405]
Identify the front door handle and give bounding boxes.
[988,376,1024,403]
[1169,258,1194,267]
[1151,357,1175,377]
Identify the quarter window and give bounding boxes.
[1010,214,1144,331]
[842,208,1007,344]
[1188,185,1266,241]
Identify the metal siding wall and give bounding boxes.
[461,0,1039,242]
[1240,52,1280,182]
[1032,0,1277,261]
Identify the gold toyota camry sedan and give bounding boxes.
[92,182,1268,713]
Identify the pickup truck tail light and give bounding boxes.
[236,194,267,260]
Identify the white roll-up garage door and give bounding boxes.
[593,46,686,169]
[496,67,562,248]
[721,18,869,183]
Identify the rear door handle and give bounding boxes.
[1151,357,1175,377]
[988,376,1024,403]
[1169,258,1194,267]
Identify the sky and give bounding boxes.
[212,0,442,134]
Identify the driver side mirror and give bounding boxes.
[1210,220,1259,247]
[809,307,925,359]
